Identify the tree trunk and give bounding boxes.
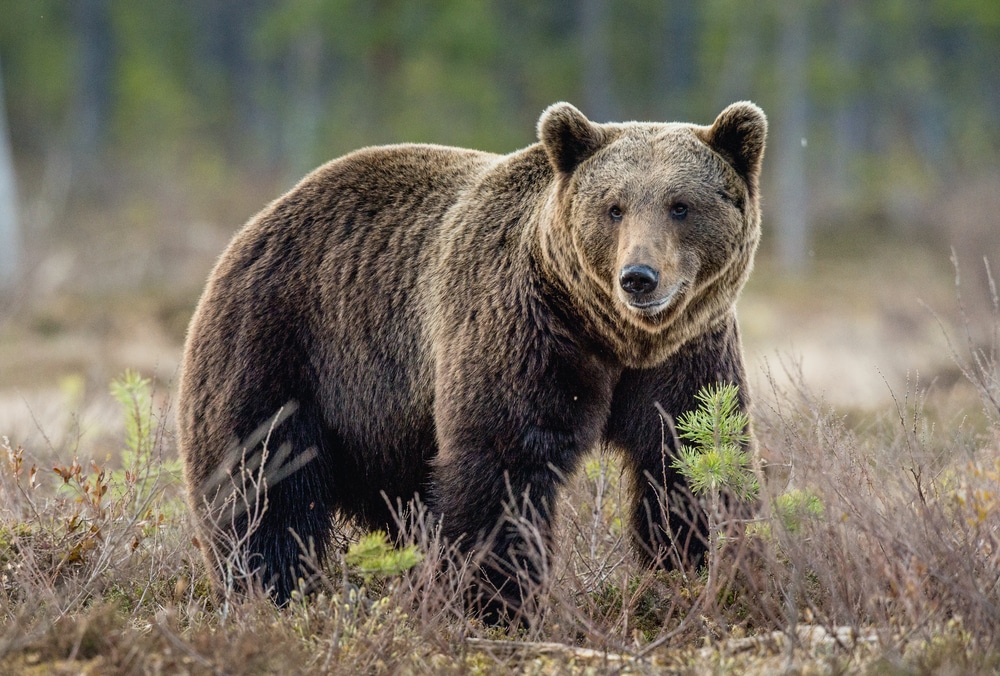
[0,56,19,291]
[774,2,811,274]
[830,0,864,206]
[655,0,698,121]
[282,28,327,179]
[71,0,114,169]
[714,8,760,110]
[580,0,614,122]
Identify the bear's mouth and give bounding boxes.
[624,282,684,315]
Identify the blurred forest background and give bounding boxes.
[1,0,999,447]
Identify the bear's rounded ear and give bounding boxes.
[538,102,605,174]
[701,102,768,195]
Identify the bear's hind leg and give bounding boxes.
[208,401,338,605]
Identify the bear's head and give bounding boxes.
[537,101,767,365]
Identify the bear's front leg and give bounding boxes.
[606,314,753,569]
[431,439,567,624]
[430,361,605,624]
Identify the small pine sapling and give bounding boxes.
[108,369,182,514]
[345,530,423,582]
[672,383,758,502]
[671,383,758,559]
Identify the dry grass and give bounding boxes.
[1,293,1000,674]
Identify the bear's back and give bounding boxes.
[304,145,501,444]
[178,143,500,494]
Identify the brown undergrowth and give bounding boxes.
[1,304,999,674]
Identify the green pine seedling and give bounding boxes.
[110,369,155,470]
[108,370,182,512]
[672,383,758,502]
[774,488,824,533]
[345,531,423,581]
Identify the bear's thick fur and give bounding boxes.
[177,102,767,615]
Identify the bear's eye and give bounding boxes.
[670,203,689,220]
[609,205,623,221]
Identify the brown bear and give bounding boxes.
[177,101,767,617]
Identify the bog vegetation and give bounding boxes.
[1,302,999,674]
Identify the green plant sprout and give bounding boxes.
[109,369,155,471]
[661,383,758,620]
[344,530,422,581]
[672,382,758,503]
[107,369,182,507]
[774,488,824,533]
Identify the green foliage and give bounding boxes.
[344,530,422,580]
[104,370,182,511]
[109,369,154,469]
[774,488,824,533]
[4,0,999,192]
[0,521,33,567]
[672,383,758,502]
[48,370,183,567]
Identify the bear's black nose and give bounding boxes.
[619,265,659,295]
